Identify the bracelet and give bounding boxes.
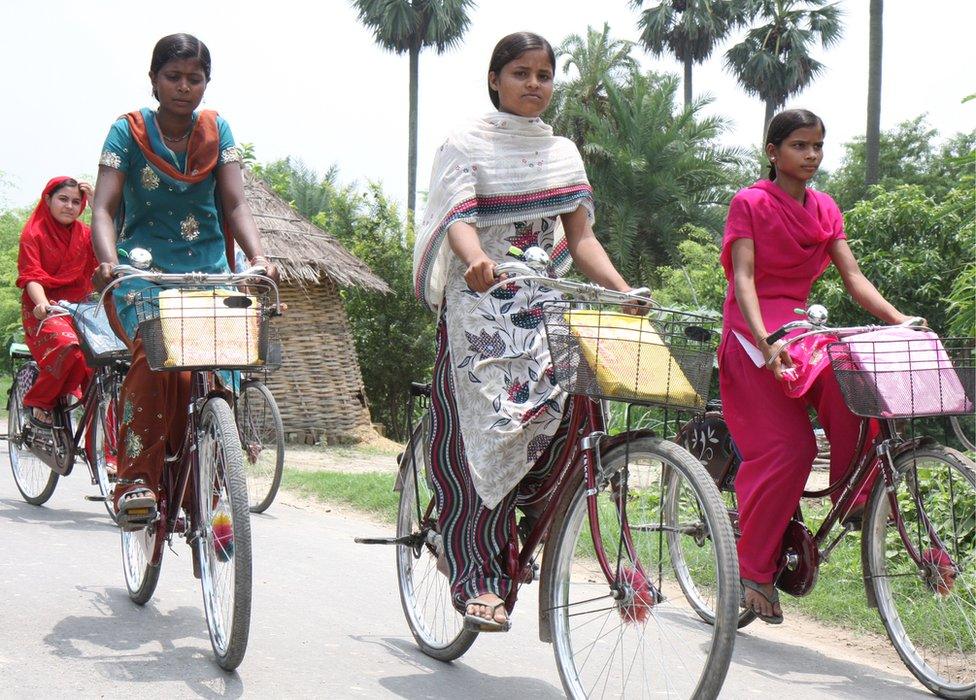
[249,255,270,266]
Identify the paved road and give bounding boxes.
[0,456,929,698]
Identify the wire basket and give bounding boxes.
[542,301,718,409]
[132,282,278,372]
[828,330,975,419]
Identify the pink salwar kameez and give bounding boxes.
[718,179,876,584]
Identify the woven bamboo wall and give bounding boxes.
[264,280,372,443]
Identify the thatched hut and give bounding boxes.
[243,169,390,443]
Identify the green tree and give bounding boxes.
[631,0,752,107]
[865,0,883,185]
[819,116,975,211]
[549,24,638,146]
[577,70,743,281]
[812,183,974,334]
[725,0,844,140]
[352,0,475,221]
[653,225,726,314]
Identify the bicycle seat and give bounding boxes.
[9,342,31,359]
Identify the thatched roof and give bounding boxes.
[243,169,390,293]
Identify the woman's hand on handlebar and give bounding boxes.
[32,303,53,321]
[465,255,500,293]
[760,337,795,381]
[93,262,115,292]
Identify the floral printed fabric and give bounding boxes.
[443,216,566,509]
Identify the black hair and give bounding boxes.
[149,33,212,100]
[47,178,79,196]
[487,32,555,109]
[765,109,826,179]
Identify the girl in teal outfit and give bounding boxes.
[92,33,279,529]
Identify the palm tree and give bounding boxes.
[579,72,742,279]
[725,0,843,141]
[352,0,476,220]
[630,0,753,107]
[865,0,883,185]
[549,24,638,146]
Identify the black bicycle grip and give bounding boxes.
[765,327,788,345]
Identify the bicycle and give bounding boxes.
[102,251,281,670]
[674,306,975,699]
[358,248,739,699]
[6,300,129,521]
[235,371,285,513]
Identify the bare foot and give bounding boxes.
[465,593,508,625]
[743,581,782,620]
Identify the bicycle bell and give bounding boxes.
[806,304,828,326]
[128,247,153,270]
[522,246,551,272]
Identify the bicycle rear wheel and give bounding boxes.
[547,437,738,699]
[864,445,975,699]
[121,519,162,605]
[91,368,122,522]
[237,379,284,513]
[396,422,477,661]
[8,363,58,505]
[197,397,252,671]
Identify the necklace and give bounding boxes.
[160,126,192,143]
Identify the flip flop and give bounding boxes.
[463,597,511,633]
[741,578,784,624]
[28,410,54,429]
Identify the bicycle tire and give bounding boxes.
[197,397,252,671]
[7,363,58,505]
[863,445,975,699]
[120,519,162,605]
[396,422,478,661]
[237,379,284,513]
[949,416,975,454]
[547,437,738,700]
[91,369,122,523]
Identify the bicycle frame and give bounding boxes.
[400,387,651,617]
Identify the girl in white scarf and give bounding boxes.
[414,31,636,631]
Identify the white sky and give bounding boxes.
[2,0,973,210]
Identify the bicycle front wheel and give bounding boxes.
[396,423,477,661]
[547,437,738,700]
[864,445,975,699]
[8,363,58,505]
[237,380,285,513]
[197,397,252,671]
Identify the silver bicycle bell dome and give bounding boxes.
[128,247,153,270]
[522,246,551,272]
[807,304,828,325]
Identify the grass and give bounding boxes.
[280,468,399,523]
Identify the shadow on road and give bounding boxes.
[732,628,927,698]
[351,635,564,699]
[43,585,244,699]
[0,497,116,533]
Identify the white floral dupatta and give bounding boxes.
[413,111,594,311]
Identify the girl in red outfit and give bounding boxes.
[718,110,911,623]
[17,177,98,426]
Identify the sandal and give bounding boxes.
[116,485,158,532]
[463,596,511,633]
[741,578,784,624]
[28,408,53,429]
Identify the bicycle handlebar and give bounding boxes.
[474,269,654,312]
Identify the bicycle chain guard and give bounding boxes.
[775,518,820,597]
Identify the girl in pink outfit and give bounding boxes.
[718,109,911,623]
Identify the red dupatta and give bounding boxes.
[124,109,237,270]
[16,176,97,303]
